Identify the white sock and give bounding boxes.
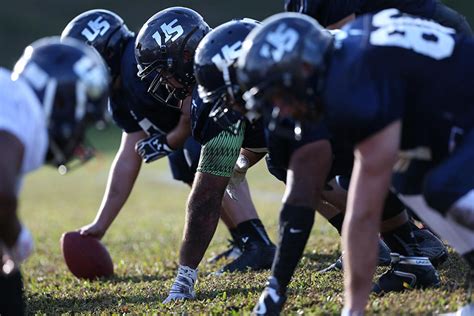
[177,265,198,284]
[341,307,364,316]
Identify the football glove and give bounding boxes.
[135,133,174,163]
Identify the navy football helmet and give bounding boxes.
[236,12,333,140]
[61,9,134,80]
[12,37,109,170]
[135,7,211,107]
[194,18,260,134]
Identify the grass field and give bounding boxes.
[19,127,470,314]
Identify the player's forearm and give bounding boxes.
[166,119,191,149]
[342,158,393,311]
[0,194,20,247]
[166,100,192,149]
[95,150,141,230]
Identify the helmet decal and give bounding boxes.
[152,19,185,46]
[211,41,243,72]
[81,16,112,42]
[259,23,299,62]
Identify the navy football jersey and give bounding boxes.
[323,9,474,163]
[109,37,181,135]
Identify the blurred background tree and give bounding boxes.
[0,0,471,67]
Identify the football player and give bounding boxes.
[0,37,108,315]
[135,15,277,302]
[282,0,471,274]
[284,0,472,35]
[61,9,269,265]
[237,10,474,315]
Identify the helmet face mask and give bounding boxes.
[199,75,247,135]
[208,96,244,135]
[12,37,110,172]
[135,7,211,108]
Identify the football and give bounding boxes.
[60,231,114,280]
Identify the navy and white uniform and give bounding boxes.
[310,0,472,36]
[109,37,200,183]
[0,68,47,193]
[323,9,474,214]
[269,0,472,182]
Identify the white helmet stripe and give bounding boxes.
[43,79,57,122]
[75,81,87,120]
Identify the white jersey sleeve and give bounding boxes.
[0,68,48,177]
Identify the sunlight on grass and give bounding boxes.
[18,127,470,314]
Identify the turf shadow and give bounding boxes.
[26,292,168,314]
[106,273,168,284]
[302,251,341,270]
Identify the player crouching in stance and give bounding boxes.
[237,10,474,315]
[0,37,108,315]
[134,10,275,301]
[61,9,267,267]
[149,19,275,302]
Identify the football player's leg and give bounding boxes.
[168,137,242,263]
[217,179,275,273]
[254,120,334,312]
[424,129,474,230]
[179,172,228,269]
[221,179,257,225]
[165,126,244,303]
[255,140,332,314]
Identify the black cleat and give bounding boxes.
[373,254,440,294]
[207,239,242,264]
[217,239,276,274]
[410,223,448,267]
[319,239,391,273]
[252,277,287,316]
